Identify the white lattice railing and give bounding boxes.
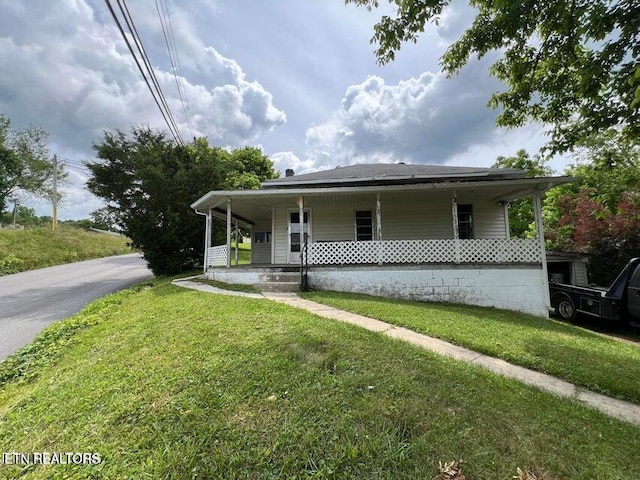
[307,239,542,265]
[207,245,228,267]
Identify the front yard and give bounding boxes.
[0,280,638,478]
[301,290,640,403]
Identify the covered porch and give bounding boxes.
[196,179,551,270]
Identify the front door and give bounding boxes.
[288,210,310,263]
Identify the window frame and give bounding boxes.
[355,210,374,241]
[457,204,474,240]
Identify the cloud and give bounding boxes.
[302,58,503,168]
[0,0,285,153]
[270,151,318,177]
[0,0,287,218]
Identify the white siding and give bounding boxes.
[472,200,507,239]
[251,221,272,264]
[313,202,376,242]
[455,193,507,239]
[308,191,507,243]
[381,192,452,240]
[268,190,508,264]
[273,207,289,264]
[252,244,271,264]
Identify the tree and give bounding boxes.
[61,218,92,229]
[547,189,640,285]
[86,127,277,275]
[564,129,640,211]
[347,0,640,152]
[492,149,553,238]
[0,113,64,216]
[0,205,38,227]
[544,131,640,284]
[89,207,122,231]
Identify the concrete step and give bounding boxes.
[254,281,300,293]
[258,272,300,283]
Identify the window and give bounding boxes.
[289,211,309,253]
[290,211,309,224]
[457,204,473,239]
[254,232,271,243]
[355,210,373,241]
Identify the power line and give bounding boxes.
[57,157,89,170]
[117,0,184,144]
[58,156,85,165]
[103,0,184,145]
[156,0,194,139]
[63,164,90,173]
[164,0,193,136]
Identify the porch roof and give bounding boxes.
[191,175,574,216]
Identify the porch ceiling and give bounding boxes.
[209,193,377,225]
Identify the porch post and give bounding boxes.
[533,192,551,309]
[203,209,212,272]
[376,192,383,265]
[226,198,232,268]
[234,219,239,266]
[249,225,254,265]
[271,207,276,265]
[451,191,460,263]
[376,193,382,240]
[298,196,304,263]
[503,202,511,239]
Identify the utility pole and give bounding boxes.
[12,197,19,227]
[52,154,58,231]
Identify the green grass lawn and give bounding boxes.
[231,242,251,265]
[301,290,640,404]
[0,280,639,479]
[0,225,132,275]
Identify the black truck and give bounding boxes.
[549,257,640,324]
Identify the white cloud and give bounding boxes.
[270,151,317,177]
[0,0,285,153]
[302,58,503,169]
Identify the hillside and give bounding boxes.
[0,226,132,275]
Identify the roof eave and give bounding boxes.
[191,176,575,211]
[261,171,527,188]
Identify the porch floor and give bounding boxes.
[208,264,301,273]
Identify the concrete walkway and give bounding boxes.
[172,278,640,427]
[171,277,267,299]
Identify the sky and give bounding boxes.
[0,0,570,220]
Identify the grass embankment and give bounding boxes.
[1,280,639,479]
[195,278,260,293]
[0,226,132,275]
[301,290,640,403]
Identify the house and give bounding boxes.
[191,163,573,317]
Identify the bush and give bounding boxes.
[0,254,23,275]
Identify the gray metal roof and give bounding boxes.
[263,163,526,188]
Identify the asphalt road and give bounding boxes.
[0,253,153,361]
